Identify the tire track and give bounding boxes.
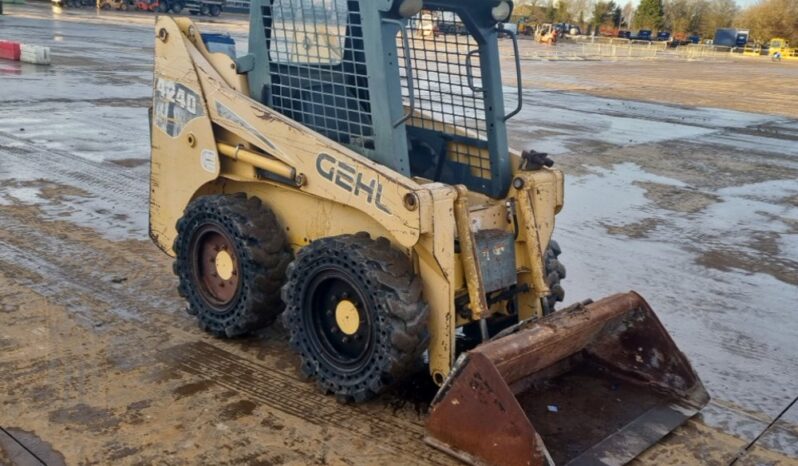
[159,341,449,465]
[0,206,452,465]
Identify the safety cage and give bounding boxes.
[245,0,521,198]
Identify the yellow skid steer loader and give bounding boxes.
[149,1,709,464]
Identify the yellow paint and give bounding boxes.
[335,300,360,335]
[214,250,234,281]
[453,185,489,320]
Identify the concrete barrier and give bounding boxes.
[0,41,21,61]
[21,43,51,64]
[0,40,51,64]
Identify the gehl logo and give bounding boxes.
[316,153,391,215]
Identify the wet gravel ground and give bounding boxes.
[0,4,796,465]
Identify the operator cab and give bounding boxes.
[241,0,520,198]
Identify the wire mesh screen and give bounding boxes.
[263,0,373,149]
[400,10,492,179]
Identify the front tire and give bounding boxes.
[282,234,429,403]
[174,194,291,338]
[541,240,566,315]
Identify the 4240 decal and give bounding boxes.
[153,77,204,137]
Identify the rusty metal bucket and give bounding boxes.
[426,292,709,466]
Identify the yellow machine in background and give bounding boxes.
[535,22,558,45]
[149,1,708,464]
[769,37,797,59]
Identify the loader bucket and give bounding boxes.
[426,292,709,466]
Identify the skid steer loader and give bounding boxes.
[149,1,709,464]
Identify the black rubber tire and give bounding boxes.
[199,4,209,15]
[157,1,168,11]
[170,2,182,13]
[173,193,291,338]
[209,4,220,16]
[282,233,429,403]
[541,240,566,315]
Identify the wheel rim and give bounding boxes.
[303,268,374,373]
[190,224,241,311]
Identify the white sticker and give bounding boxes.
[201,149,218,173]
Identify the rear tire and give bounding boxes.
[282,233,429,403]
[173,194,291,338]
[209,4,220,15]
[170,2,182,13]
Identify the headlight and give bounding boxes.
[491,0,512,22]
[394,0,423,18]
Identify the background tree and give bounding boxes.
[545,0,557,21]
[737,0,798,43]
[570,0,592,27]
[703,0,738,34]
[633,0,665,29]
[591,0,618,28]
[622,1,635,27]
[555,0,574,22]
[664,0,691,32]
[612,5,623,26]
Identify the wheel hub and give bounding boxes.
[214,250,235,281]
[304,270,374,373]
[335,299,360,336]
[192,225,241,308]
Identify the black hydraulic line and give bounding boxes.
[727,395,798,465]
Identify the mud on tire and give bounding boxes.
[281,233,429,403]
[173,193,291,338]
[541,240,566,315]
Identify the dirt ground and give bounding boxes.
[1,4,797,465]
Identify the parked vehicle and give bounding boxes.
[52,0,93,8]
[185,0,224,16]
[768,37,797,59]
[150,1,709,463]
[97,0,132,10]
[535,23,558,45]
[714,28,749,47]
[631,29,652,41]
